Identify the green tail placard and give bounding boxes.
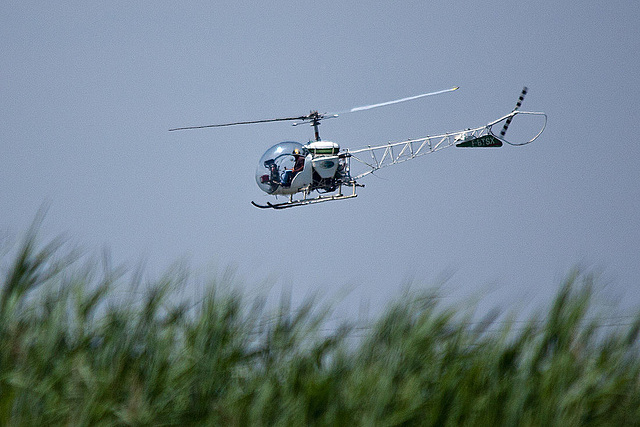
[456,135,503,148]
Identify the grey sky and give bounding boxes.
[2,1,639,317]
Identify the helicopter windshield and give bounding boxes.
[255,141,305,194]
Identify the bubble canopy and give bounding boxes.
[255,141,306,194]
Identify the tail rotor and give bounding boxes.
[499,87,528,138]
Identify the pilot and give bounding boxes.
[281,149,305,187]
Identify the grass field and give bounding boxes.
[1,226,639,425]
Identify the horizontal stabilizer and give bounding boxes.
[456,135,503,148]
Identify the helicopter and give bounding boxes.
[169,87,546,209]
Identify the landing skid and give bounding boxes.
[251,193,357,210]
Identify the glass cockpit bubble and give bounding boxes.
[255,141,306,194]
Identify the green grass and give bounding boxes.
[1,225,639,425]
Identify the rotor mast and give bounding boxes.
[309,111,322,141]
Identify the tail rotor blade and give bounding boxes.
[500,87,528,138]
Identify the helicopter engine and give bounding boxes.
[304,141,340,192]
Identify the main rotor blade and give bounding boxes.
[168,115,308,131]
[169,86,459,131]
[344,86,459,114]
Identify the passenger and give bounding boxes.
[281,168,293,187]
[292,148,305,175]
